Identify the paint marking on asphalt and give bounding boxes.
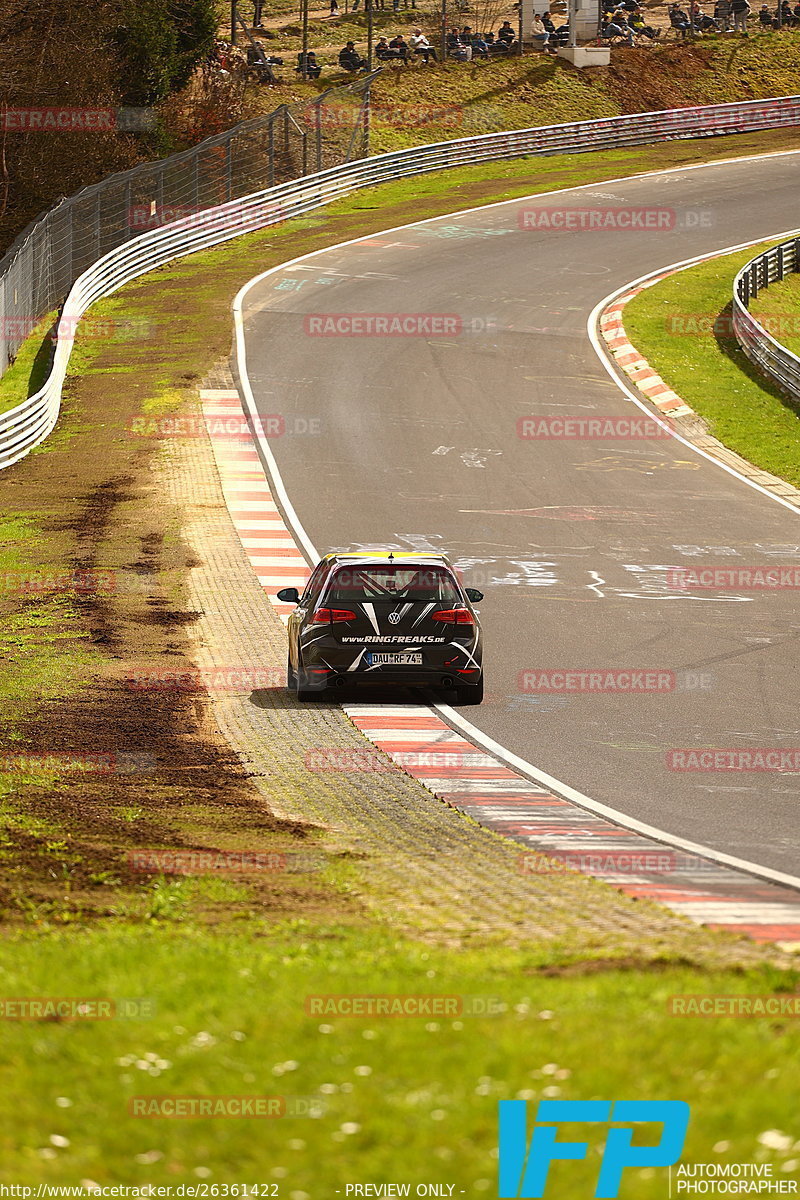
[210,283,800,945]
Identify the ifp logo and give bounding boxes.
[498,1100,689,1198]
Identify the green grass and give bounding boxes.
[244,31,800,154]
[3,135,800,1182]
[0,313,57,416]
[0,924,798,1185]
[750,269,800,359]
[623,243,800,487]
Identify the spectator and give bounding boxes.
[410,28,438,61]
[730,0,751,29]
[253,0,265,28]
[602,10,635,38]
[296,49,321,77]
[447,27,472,58]
[758,3,775,23]
[497,19,517,40]
[247,42,278,82]
[339,40,367,68]
[462,24,490,54]
[793,0,800,20]
[330,0,339,12]
[668,3,692,33]
[779,0,796,21]
[389,33,411,60]
[629,7,661,35]
[532,12,558,48]
[714,0,731,27]
[691,2,721,26]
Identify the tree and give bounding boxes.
[114,0,217,106]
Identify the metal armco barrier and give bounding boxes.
[2,92,800,469]
[732,235,800,399]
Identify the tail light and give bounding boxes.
[431,608,474,625]
[311,607,356,624]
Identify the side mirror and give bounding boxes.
[465,587,484,603]
[276,587,300,604]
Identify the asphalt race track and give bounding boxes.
[236,150,800,878]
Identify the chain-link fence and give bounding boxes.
[0,72,378,377]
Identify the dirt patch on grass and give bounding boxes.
[3,136,799,955]
[0,295,351,931]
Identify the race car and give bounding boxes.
[277,552,484,704]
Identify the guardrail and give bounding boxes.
[2,92,800,469]
[732,236,800,399]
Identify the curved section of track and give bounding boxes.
[235,151,800,881]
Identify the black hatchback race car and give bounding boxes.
[277,552,484,704]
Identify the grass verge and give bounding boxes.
[750,268,800,359]
[2,134,800,1181]
[0,925,798,1185]
[623,242,800,487]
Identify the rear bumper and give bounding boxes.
[303,666,481,691]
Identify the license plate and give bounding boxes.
[367,652,423,666]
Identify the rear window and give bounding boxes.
[325,566,461,604]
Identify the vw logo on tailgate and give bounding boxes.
[388,611,401,625]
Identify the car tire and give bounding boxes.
[454,676,484,705]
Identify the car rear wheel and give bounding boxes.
[454,677,484,705]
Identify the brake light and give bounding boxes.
[311,608,356,624]
[431,608,474,625]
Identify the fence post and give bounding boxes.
[95,191,102,264]
[0,274,6,377]
[65,201,74,287]
[226,137,234,202]
[315,97,323,173]
[777,243,784,281]
[268,115,275,186]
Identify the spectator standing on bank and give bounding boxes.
[730,0,751,30]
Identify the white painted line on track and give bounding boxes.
[228,152,800,922]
